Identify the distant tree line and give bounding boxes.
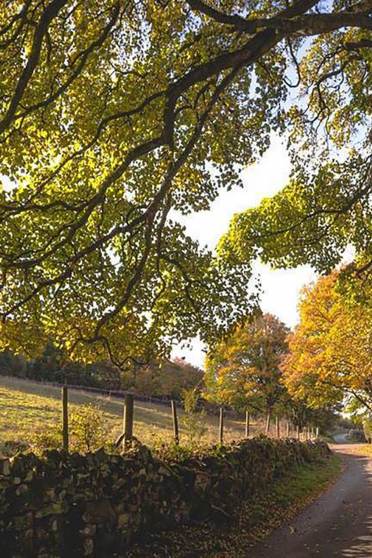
[0,344,203,400]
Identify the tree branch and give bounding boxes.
[0,0,69,135]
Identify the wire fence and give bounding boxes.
[58,386,319,452]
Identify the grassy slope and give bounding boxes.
[128,454,342,558]
[0,375,264,447]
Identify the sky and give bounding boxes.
[172,135,317,368]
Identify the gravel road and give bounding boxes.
[248,445,372,558]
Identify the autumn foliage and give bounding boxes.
[282,271,372,412]
[205,313,289,419]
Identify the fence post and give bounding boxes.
[265,411,271,435]
[219,407,224,445]
[171,400,179,444]
[245,409,250,438]
[62,386,69,452]
[296,424,300,440]
[286,420,290,438]
[276,416,280,438]
[316,426,319,438]
[123,394,134,445]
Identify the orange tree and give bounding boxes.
[205,313,290,430]
[282,271,372,412]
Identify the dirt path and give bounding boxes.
[248,445,372,558]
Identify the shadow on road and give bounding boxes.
[334,452,372,558]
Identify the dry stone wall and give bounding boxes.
[0,438,330,557]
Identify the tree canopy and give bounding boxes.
[0,0,371,365]
[205,313,289,417]
[282,271,372,412]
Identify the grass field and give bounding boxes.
[0,375,268,449]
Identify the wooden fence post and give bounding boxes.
[276,416,280,439]
[245,410,250,438]
[62,386,69,452]
[123,394,134,445]
[286,420,290,438]
[219,407,224,445]
[316,426,320,438]
[171,400,179,444]
[265,411,271,435]
[296,424,300,440]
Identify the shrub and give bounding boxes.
[26,404,109,454]
[153,440,195,462]
[347,429,365,442]
[69,403,108,452]
[181,388,207,443]
[30,430,62,453]
[363,416,372,443]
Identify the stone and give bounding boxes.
[83,538,94,556]
[0,459,11,476]
[81,524,96,536]
[35,502,65,518]
[16,483,29,496]
[117,513,130,528]
[84,500,116,524]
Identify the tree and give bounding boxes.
[363,415,372,443]
[284,397,339,435]
[0,1,371,365]
[131,358,203,397]
[181,387,207,443]
[346,397,372,442]
[27,340,64,381]
[282,271,372,413]
[156,358,203,398]
[0,350,27,378]
[205,313,290,430]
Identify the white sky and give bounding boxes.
[172,135,317,368]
